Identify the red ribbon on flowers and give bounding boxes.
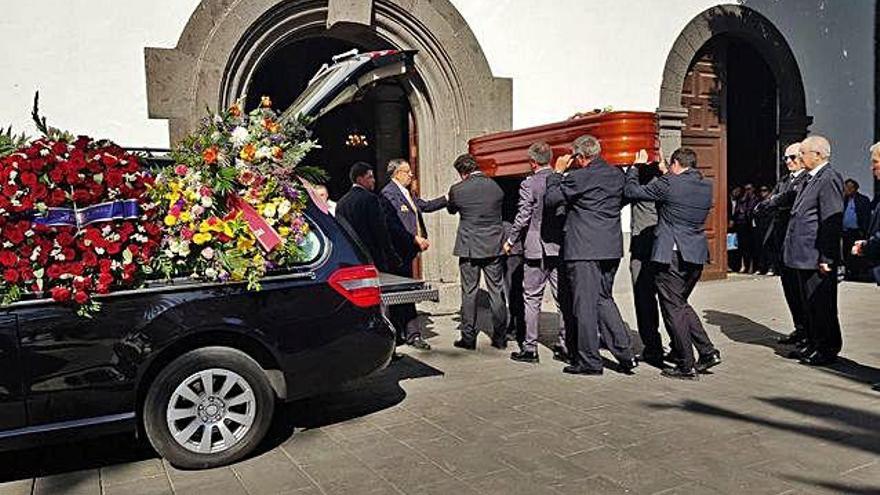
[228,195,282,252]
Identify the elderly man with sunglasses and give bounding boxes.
[755,142,810,347]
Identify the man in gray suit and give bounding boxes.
[545,135,637,375]
[625,148,721,380]
[503,141,565,363]
[447,153,508,350]
[784,135,844,366]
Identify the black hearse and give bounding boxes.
[0,50,436,469]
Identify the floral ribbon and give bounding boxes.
[32,199,140,228]
[227,195,282,252]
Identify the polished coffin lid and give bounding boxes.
[468,111,660,177]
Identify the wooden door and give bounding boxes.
[408,112,423,279]
[681,47,728,280]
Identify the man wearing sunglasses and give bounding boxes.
[755,143,809,347]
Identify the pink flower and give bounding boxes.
[174,164,188,176]
[199,186,212,197]
[181,228,194,240]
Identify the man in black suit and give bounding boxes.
[755,142,809,346]
[336,162,400,272]
[447,154,508,350]
[783,135,844,366]
[841,178,872,280]
[381,158,447,350]
[545,135,636,376]
[504,141,566,363]
[851,143,880,392]
[627,161,665,366]
[625,148,721,380]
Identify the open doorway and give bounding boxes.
[246,37,414,201]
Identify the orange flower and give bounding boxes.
[239,143,256,162]
[202,146,218,165]
[263,118,279,134]
[260,96,272,108]
[229,104,242,117]
[272,146,284,159]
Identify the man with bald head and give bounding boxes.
[755,142,809,346]
[783,135,844,366]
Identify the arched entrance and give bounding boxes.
[145,0,512,282]
[657,5,812,280]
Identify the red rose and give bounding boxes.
[98,259,112,272]
[82,250,98,267]
[20,172,38,188]
[62,248,76,261]
[106,242,121,255]
[98,271,113,286]
[46,264,63,279]
[74,290,90,304]
[49,188,67,205]
[3,269,19,283]
[67,262,84,276]
[2,225,24,245]
[101,154,119,167]
[105,170,123,188]
[32,183,48,200]
[49,286,71,302]
[73,276,92,291]
[127,244,139,256]
[18,267,33,281]
[72,188,90,203]
[2,184,16,198]
[51,141,68,155]
[57,231,75,247]
[0,251,17,267]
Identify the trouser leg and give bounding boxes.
[522,259,548,352]
[597,259,634,362]
[567,260,603,370]
[546,257,565,349]
[506,255,526,338]
[631,255,662,355]
[655,255,697,370]
[677,257,714,357]
[780,266,805,335]
[482,257,509,341]
[803,269,842,356]
[459,258,481,342]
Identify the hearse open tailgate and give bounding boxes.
[379,273,439,306]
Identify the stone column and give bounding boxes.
[656,106,689,155]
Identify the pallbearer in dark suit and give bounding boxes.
[783,135,844,366]
[381,159,447,350]
[545,135,636,376]
[625,148,721,380]
[754,143,809,346]
[336,162,401,273]
[503,142,565,363]
[447,154,508,350]
[627,161,665,366]
[851,142,880,392]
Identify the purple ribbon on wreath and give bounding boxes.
[32,199,141,229]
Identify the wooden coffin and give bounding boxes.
[469,111,660,177]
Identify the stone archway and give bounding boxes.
[145,0,512,282]
[657,4,812,153]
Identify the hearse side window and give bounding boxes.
[272,215,325,270]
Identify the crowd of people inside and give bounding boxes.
[729,174,879,280]
[318,133,880,388]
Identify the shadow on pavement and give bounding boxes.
[779,475,880,495]
[703,309,880,386]
[646,396,880,457]
[0,355,443,482]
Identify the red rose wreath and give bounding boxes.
[0,99,161,315]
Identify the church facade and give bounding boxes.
[0,0,875,282]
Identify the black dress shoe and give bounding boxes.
[453,339,476,350]
[562,365,603,376]
[661,366,698,380]
[787,345,814,360]
[799,351,837,366]
[777,331,805,345]
[406,336,431,351]
[618,358,638,375]
[663,350,682,364]
[695,350,722,373]
[510,350,539,363]
[552,345,569,363]
[491,338,508,350]
[872,382,880,392]
[636,351,664,367]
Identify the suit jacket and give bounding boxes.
[628,164,662,259]
[380,180,447,261]
[756,171,808,246]
[545,158,624,261]
[336,185,401,272]
[861,201,880,284]
[447,172,505,259]
[624,167,713,265]
[783,163,844,270]
[507,168,562,259]
[843,192,871,233]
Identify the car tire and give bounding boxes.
[143,346,276,469]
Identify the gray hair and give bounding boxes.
[386,158,409,176]
[527,141,553,165]
[572,135,601,159]
[802,135,831,160]
[870,142,880,156]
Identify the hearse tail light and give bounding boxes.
[328,265,381,308]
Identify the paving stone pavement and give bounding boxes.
[0,274,878,495]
